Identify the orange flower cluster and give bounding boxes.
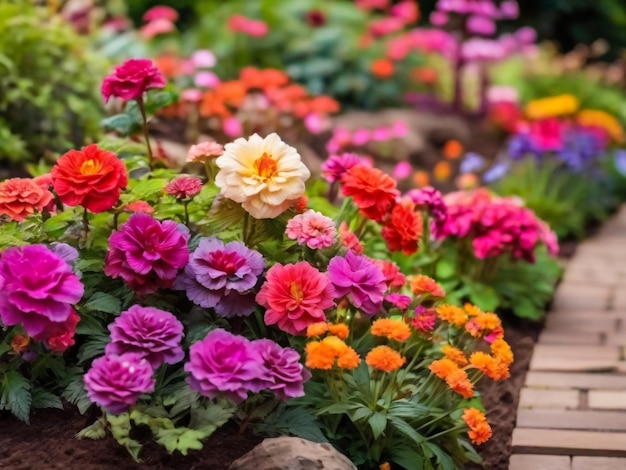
[409,275,446,298]
[442,344,467,366]
[366,345,406,372]
[463,304,504,340]
[306,322,350,339]
[576,109,625,144]
[305,336,360,370]
[371,318,412,342]
[462,408,492,445]
[435,305,468,327]
[381,199,423,255]
[428,358,474,398]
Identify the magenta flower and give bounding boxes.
[411,306,436,333]
[174,238,265,317]
[227,15,268,37]
[105,305,184,368]
[385,293,412,310]
[286,210,337,249]
[104,213,190,296]
[164,176,203,199]
[84,353,155,414]
[327,251,387,316]
[406,186,448,228]
[321,153,370,183]
[466,15,496,36]
[185,329,266,403]
[0,245,83,341]
[101,58,166,103]
[250,339,311,400]
[142,6,178,23]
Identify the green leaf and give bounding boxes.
[189,399,236,432]
[368,412,387,440]
[0,371,31,423]
[77,334,109,364]
[435,258,456,279]
[83,292,122,315]
[513,297,544,320]
[62,376,93,415]
[154,427,208,455]
[107,412,143,461]
[145,90,179,114]
[254,404,328,443]
[467,283,500,312]
[31,387,63,410]
[129,178,169,200]
[101,113,140,136]
[76,418,106,440]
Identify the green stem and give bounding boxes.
[136,97,153,167]
[82,208,90,240]
[183,201,190,226]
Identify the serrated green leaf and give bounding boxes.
[83,292,122,315]
[154,427,208,455]
[31,386,63,410]
[77,334,109,364]
[1,371,31,422]
[62,376,93,415]
[107,412,143,461]
[76,418,106,440]
[129,178,168,200]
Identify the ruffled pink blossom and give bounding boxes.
[101,59,166,103]
[187,140,224,163]
[286,210,337,249]
[227,15,268,37]
[164,175,203,199]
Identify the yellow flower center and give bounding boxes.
[79,159,103,175]
[290,282,304,303]
[253,153,278,181]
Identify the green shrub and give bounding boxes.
[0,1,109,163]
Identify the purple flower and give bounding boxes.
[250,339,311,400]
[321,153,370,183]
[185,329,266,403]
[104,213,190,296]
[84,353,155,414]
[406,186,448,225]
[482,161,511,183]
[174,237,265,317]
[499,0,519,19]
[466,15,496,36]
[50,242,79,265]
[460,152,486,174]
[0,245,83,341]
[327,251,387,316]
[105,305,184,368]
[614,150,626,176]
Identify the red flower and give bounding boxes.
[341,165,399,222]
[0,178,54,222]
[164,176,203,199]
[51,144,128,213]
[101,58,166,103]
[46,309,80,352]
[381,199,423,255]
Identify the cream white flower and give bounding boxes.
[215,133,310,219]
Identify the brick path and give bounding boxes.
[509,207,626,469]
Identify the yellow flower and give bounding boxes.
[577,109,625,144]
[525,94,579,120]
[215,133,310,219]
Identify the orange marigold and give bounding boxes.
[336,347,361,369]
[341,165,399,223]
[445,368,474,399]
[491,338,513,366]
[442,344,468,366]
[366,345,406,372]
[436,305,468,327]
[428,358,459,379]
[469,421,493,445]
[381,199,423,256]
[409,275,446,298]
[328,323,350,340]
[464,303,483,317]
[463,408,492,445]
[371,318,412,342]
[469,351,499,379]
[305,341,336,370]
[306,322,328,338]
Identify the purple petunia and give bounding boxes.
[185,329,267,403]
[104,213,190,296]
[327,251,387,316]
[105,305,184,369]
[249,339,311,400]
[84,353,155,414]
[174,237,265,317]
[0,244,84,341]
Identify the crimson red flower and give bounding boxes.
[51,144,128,213]
[341,165,399,222]
[0,178,54,222]
[101,58,166,103]
[46,309,80,352]
[381,199,423,255]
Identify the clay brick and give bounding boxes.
[512,428,626,457]
[589,391,626,410]
[516,409,626,432]
[519,388,579,409]
[530,345,620,372]
[526,372,626,390]
[551,283,611,312]
[572,456,626,470]
[509,454,571,470]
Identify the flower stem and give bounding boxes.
[136,97,153,167]
[183,201,190,226]
[82,208,90,239]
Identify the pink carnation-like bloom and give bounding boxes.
[257,262,335,335]
[164,175,203,199]
[186,140,224,163]
[101,58,166,103]
[185,329,267,403]
[46,309,80,352]
[142,5,178,23]
[411,305,436,333]
[227,15,268,37]
[0,245,83,341]
[285,210,337,249]
[328,251,387,316]
[105,305,184,368]
[140,18,175,39]
[250,339,311,400]
[84,353,155,414]
[104,213,190,295]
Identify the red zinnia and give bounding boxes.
[341,165,399,222]
[0,178,54,222]
[51,144,128,213]
[381,199,423,255]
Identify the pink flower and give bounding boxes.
[355,0,390,9]
[430,11,449,26]
[124,201,154,214]
[164,176,203,199]
[191,49,216,68]
[391,1,419,23]
[140,19,175,39]
[339,222,364,254]
[466,15,496,36]
[393,161,412,179]
[142,6,178,23]
[46,309,80,352]
[187,140,224,163]
[499,0,519,19]
[392,120,410,138]
[372,127,393,141]
[227,15,269,37]
[321,153,370,183]
[101,59,166,103]
[411,306,436,332]
[194,71,220,88]
[304,113,325,134]
[223,116,243,137]
[257,262,335,335]
[181,88,204,103]
[286,210,337,249]
[352,128,371,146]
[369,17,404,36]
[385,293,412,310]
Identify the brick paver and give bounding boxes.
[509,206,626,468]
